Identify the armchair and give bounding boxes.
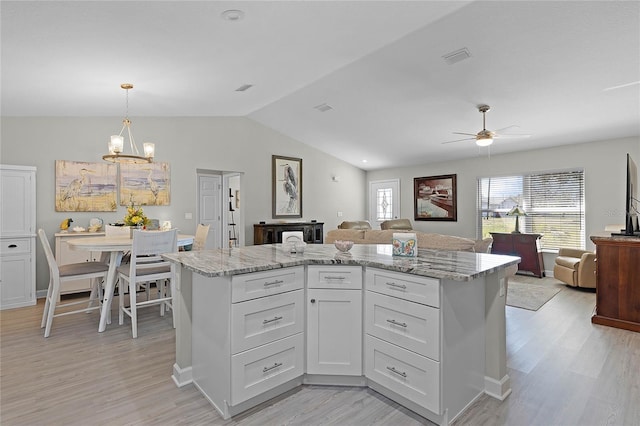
[553,248,596,289]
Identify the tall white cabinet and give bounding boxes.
[1,165,37,310]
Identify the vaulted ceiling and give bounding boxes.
[2,1,639,170]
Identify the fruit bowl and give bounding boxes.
[334,240,354,252]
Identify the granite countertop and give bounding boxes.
[163,243,520,282]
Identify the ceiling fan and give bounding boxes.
[442,105,531,147]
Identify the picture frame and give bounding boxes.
[272,155,302,218]
[55,160,117,212]
[119,162,171,206]
[414,174,457,221]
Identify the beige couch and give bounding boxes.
[326,228,493,253]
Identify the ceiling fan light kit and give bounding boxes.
[443,104,530,147]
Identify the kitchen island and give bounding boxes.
[163,244,519,425]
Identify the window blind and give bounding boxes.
[478,170,585,250]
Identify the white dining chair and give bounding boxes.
[38,229,109,338]
[193,224,210,251]
[117,229,177,338]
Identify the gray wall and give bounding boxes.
[1,116,367,292]
[366,136,640,256]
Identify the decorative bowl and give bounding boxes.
[334,240,354,252]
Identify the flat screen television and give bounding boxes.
[613,153,639,236]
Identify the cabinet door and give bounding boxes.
[1,169,34,237]
[307,288,362,375]
[1,254,33,309]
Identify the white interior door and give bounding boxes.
[369,179,400,228]
[198,174,221,249]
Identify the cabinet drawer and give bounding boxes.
[232,266,304,303]
[366,268,440,308]
[365,291,440,361]
[231,289,304,354]
[231,333,304,405]
[1,238,31,256]
[365,334,440,414]
[307,265,362,289]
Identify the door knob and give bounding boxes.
[310,299,316,303]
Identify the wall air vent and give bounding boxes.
[442,48,471,65]
[235,84,253,92]
[314,103,333,112]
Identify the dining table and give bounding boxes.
[66,233,194,332]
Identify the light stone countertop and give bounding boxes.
[163,243,520,282]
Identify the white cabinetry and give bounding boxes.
[54,233,104,295]
[364,267,485,425]
[192,266,305,419]
[1,165,36,310]
[306,265,362,377]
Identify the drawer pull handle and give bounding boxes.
[386,282,407,290]
[263,316,283,324]
[324,276,345,280]
[264,279,284,287]
[386,319,407,328]
[386,366,407,378]
[8,244,18,248]
[263,362,283,373]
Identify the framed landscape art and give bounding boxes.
[272,155,302,218]
[414,174,457,221]
[55,160,117,212]
[120,162,171,206]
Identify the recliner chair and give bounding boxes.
[553,248,596,289]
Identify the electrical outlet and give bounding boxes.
[337,211,343,217]
[185,212,192,220]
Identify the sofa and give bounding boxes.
[553,248,596,289]
[326,227,493,253]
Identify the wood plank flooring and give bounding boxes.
[1,283,638,425]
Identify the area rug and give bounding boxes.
[506,275,565,311]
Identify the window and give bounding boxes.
[478,170,585,250]
[376,188,393,221]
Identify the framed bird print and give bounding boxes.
[272,155,302,218]
[55,160,117,212]
[119,162,170,206]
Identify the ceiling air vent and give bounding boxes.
[313,103,333,112]
[442,48,471,65]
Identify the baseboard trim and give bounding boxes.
[172,363,193,387]
[484,374,512,401]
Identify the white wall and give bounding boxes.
[1,116,367,292]
[366,137,640,253]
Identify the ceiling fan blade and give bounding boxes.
[452,132,477,136]
[442,137,475,144]
[494,133,532,139]
[492,125,520,133]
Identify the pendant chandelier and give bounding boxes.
[103,83,154,164]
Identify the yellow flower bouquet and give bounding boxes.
[123,204,150,228]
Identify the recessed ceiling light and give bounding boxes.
[221,9,244,21]
[362,159,368,163]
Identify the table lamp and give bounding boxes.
[507,205,526,233]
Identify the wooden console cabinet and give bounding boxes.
[590,236,640,333]
[490,232,545,278]
[254,222,324,245]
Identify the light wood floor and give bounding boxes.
[1,283,638,425]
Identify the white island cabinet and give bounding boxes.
[192,266,306,419]
[306,265,362,380]
[165,244,518,425]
